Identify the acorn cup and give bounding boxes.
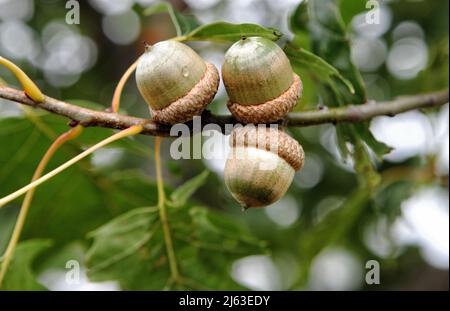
[224,125,305,209]
[136,40,220,125]
[222,36,302,124]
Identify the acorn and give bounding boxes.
[136,40,219,125]
[224,125,304,209]
[222,36,302,124]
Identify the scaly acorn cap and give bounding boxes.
[222,37,302,124]
[136,40,219,125]
[224,125,305,208]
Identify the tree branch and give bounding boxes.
[0,86,448,136]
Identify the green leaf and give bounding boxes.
[0,206,18,254]
[352,134,381,188]
[339,0,369,26]
[86,207,160,281]
[1,239,51,290]
[184,22,283,42]
[289,0,390,160]
[291,0,366,104]
[289,0,308,38]
[0,117,108,246]
[170,170,209,207]
[284,43,355,94]
[144,3,283,43]
[334,123,382,185]
[353,122,393,157]
[374,181,415,222]
[86,206,266,290]
[143,2,201,36]
[0,115,156,249]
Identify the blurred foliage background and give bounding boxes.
[0,0,448,290]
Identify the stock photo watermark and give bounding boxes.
[365,260,381,285]
[365,0,424,25]
[65,259,80,285]
[365,0,381,25]
[169,117,282,170]
[64,0,381,26]
[62,258,382,287]
[65,0,80,25]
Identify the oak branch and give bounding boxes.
[0,86,448,137]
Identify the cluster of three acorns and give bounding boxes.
[136,37,305,209]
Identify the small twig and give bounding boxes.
[154,137,180,283]
[111,60,138,113]
[0,86,448,136]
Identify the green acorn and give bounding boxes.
[222,37,302,124]
[224,125,304,208]
[136,40,219,125]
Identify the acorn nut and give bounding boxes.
[224,125,305,209]
[136,40,220,125]
[222,37,302,124]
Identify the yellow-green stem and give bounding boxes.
[0,56,44,103]
[0,125,83,287]
[0,125,143,208]
[111,60,138,113]
[171,36,187,42]
[154,137,180,283]
[0,78,55,139]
